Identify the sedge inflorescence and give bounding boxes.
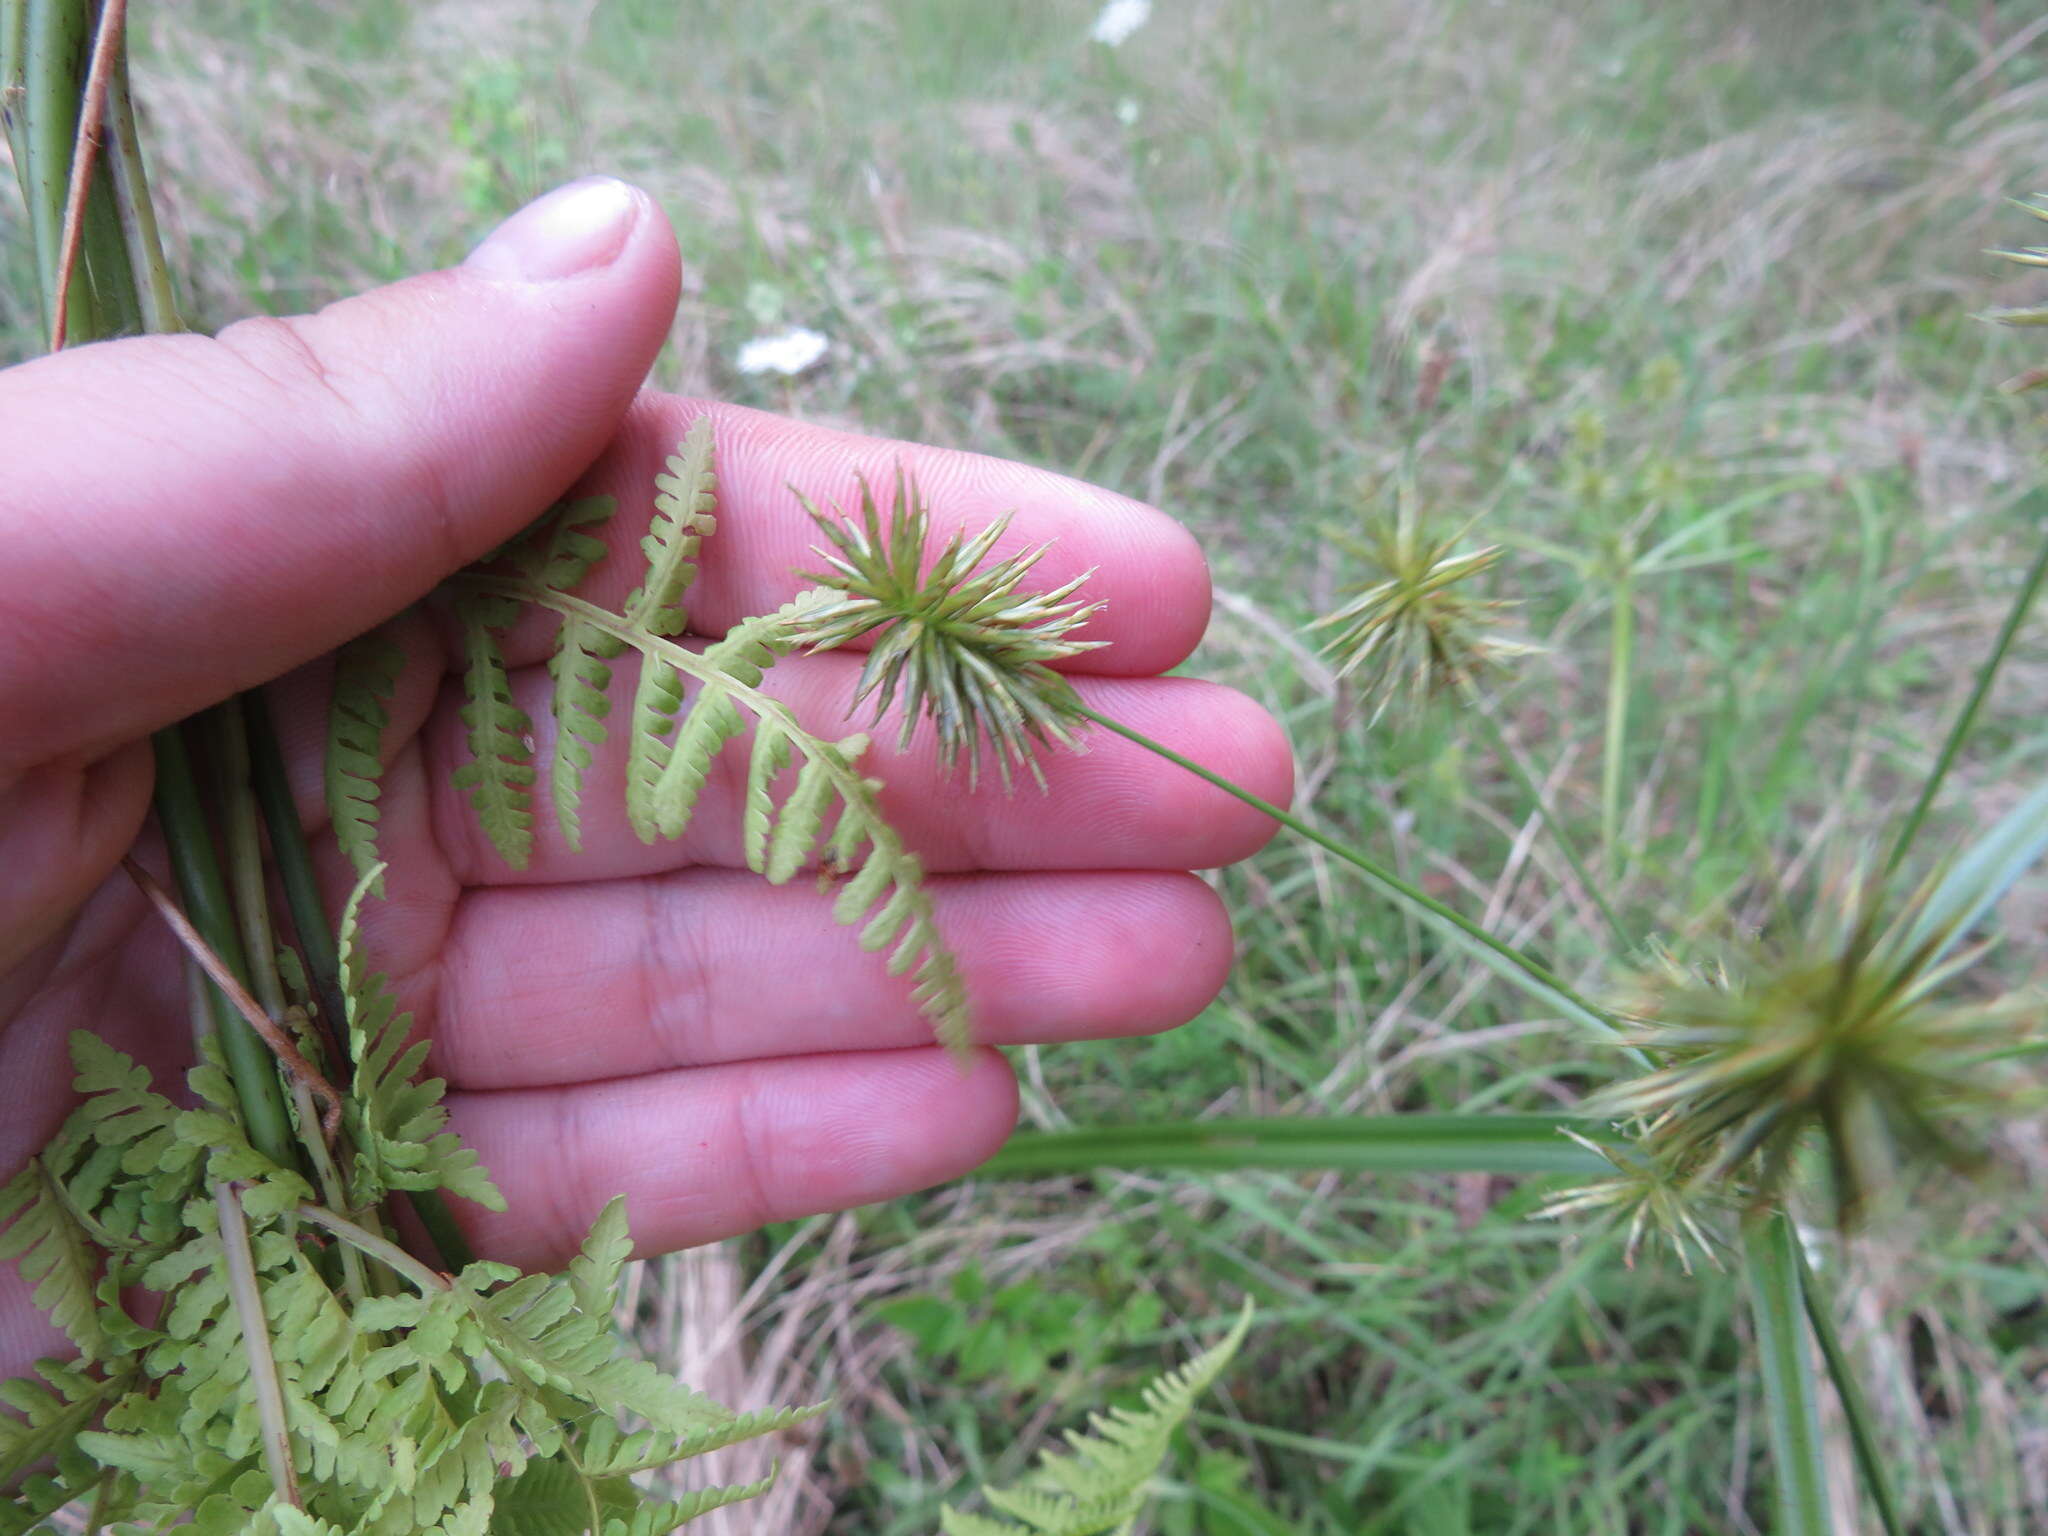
[790,469,1104,788]
[1593,872,2031,1234]
[1311,482,1534,722]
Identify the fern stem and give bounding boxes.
[1882,528,2048,880]
[215,1182,303,1509]
[1074,705,1623,1041]
[150,731,298,1166]
[295,1202,452,1294]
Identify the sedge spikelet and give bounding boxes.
[1594,878,2033,1228]
[789,469,1104,787]
[1310,480,1534,722]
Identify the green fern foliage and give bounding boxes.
[1,1032,806,1534]
[452,592,537,870]
[0,1162,103,1361]
[324,629,406,894]
[337,869,504,1212]
[626,415,717,637]
[939,1304,1255,1536]
[444,427,981,1050]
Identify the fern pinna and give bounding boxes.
[0,876,818,1535]
[330,415,970,1051]
[1,417,1177,1532]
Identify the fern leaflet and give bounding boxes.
[940,1303,1255,1536]
[0,1160,104,1360]
[324,628,407,895]
[625,414,716,637]
[451,593,536,870]
[338,869,505,1212]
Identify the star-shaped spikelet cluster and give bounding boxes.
[789,470,1104,787]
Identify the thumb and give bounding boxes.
[0,175,680,773]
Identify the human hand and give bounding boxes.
[0,177,1290,1374]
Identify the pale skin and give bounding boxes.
[0,178,1292,1376]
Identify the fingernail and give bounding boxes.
[463,176,640,282]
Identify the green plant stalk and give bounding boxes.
[1461,681,1630,949]
[295,1202,450,1296]
[980,1114,1614,1178]
[98,33,175,333]
[1743,1212,1833,1536]
[238,578,475,1279]
[216,705,369,1301]
[1075,706,1622,1041]
[7,0,301,1171]
[1794,1238,1906,1536]
[151,730,296,1164]
[215,1182,302,1509]
[1600,569,1634,877]
[1882,529,2048,880]
[241,694,349,1051]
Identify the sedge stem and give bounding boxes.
[1793,1237,1906,1536]
[1882,529,2048,880]
[1462,681,1632,950]
[242,693,348,1060]
[150,728,297,1166]
[1076,705,1619,1039]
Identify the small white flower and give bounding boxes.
[735,326,830,377]
[1089,0,1151,47]
[1115,97,1141,125]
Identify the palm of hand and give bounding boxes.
[0,386,1286,1378]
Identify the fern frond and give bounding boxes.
[0,1360,124,1493]
[625,416,717,637]
[651,689,745,841]
[445,1261,733,1434]
[575,1405,823,1477]
[0,1161,104,1360]
[452,593,536,870]
[599,1472,780,1536]
[324,628,407,895]
[646,610,791,841]
[567,1195,632,1323]
[338,869,505,1212]
[941,1303,1254,1536]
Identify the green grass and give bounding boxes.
[9,0,2048,1530]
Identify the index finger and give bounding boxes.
[521,395,1212,677]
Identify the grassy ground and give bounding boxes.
[9,0,2048,1530]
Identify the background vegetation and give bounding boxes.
[5,1,2045,1530]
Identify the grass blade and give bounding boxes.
[1900,776,2048,963]
[978,1115,1611,1178]
[1743,1213,1833,1536]
[1794,1240,1906,1536]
